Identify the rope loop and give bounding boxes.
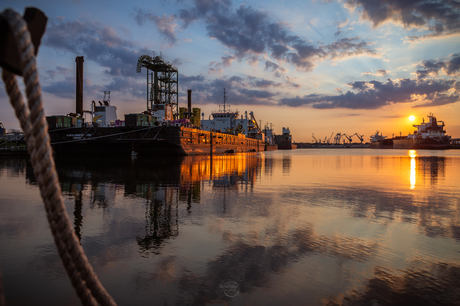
[0,8,116,306]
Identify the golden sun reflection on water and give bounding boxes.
[409,150,417,189]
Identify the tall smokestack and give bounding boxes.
[187,89,192,119]
[75,56,84,116]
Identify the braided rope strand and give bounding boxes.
[1,9,116,306]
[0,257,5,306]
[1,70,31,141]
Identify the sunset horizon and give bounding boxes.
[1,0,459,142]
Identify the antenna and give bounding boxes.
[103,91,110,105]
[223,88,227,112]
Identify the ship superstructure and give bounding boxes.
[393,114,451,149]
[275,127,297,150]
[369,131,393,149]
[200,89,264,141]
[409,113,447,139]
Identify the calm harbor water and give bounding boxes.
[1,149,459,305]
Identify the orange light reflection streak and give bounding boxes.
[409,150,417,189]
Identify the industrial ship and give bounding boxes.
[392,114,451,149]
[369,131,393,149]
[275,127,297,150]
[47,55,265,156]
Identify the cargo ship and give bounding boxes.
[392,114,451,149]
[369,131,393,149]
[199,88,266,149]
[46,56,265,156]
[274,127,297,150]
[47,91,265,156]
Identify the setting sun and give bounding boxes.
[409,116,415,121]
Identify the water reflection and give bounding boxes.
[410,150,416,189]
[372,152,447,189]
[282,155,291,175]
[137,197,179,256]
[1,151,459,305]
[8,152,460,246]
[325,261,460,306]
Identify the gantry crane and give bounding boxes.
[136,52,179,118]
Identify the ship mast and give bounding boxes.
[223,88,227,113]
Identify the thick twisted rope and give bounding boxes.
[0,9,116,306]
[0,263,4,306]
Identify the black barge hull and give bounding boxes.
[48,125,264,156]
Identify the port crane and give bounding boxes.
[327,132,334,144]
[343,133,353,145]
[333,133,342,145]
[312,133,318,144]
[352,133,364,144]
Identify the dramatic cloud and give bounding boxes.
[416,54,460,78]
[345,0,460,39]
[179,74,206,86]
[412,93,460,108]
[248,78,282,89]
[177,1,377,72]
[45,66,72,80]
[44,18,149,78]
[209,55,237,73]
[265,60,287,78]
[325,37,377,59]
[177,74,280,106]
[221,55,236,67]
[133,9,178,45]
[279,78,458,109]
[42,78,105,99]
[362,69,388,76]
[285,76,300,88]
[106,77,146,99]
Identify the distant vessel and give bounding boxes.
[200,88,265,143]
[0,124,27,156]
[369,131,393,149]
[392,113,451,149]
[263,124,278,151]
[275,127,297,150]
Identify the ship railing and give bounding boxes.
[0,145,27,152]
[51,126,156,144]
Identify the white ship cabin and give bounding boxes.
[149,104,174,122]
[201,110,263,140]
[91,91,122,127]
[281,127,293,141]
[264,124,276,145]
[92,103,118,127]
[370,131,386,142]
[409,113,447,139]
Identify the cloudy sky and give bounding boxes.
[1,0,459,142]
